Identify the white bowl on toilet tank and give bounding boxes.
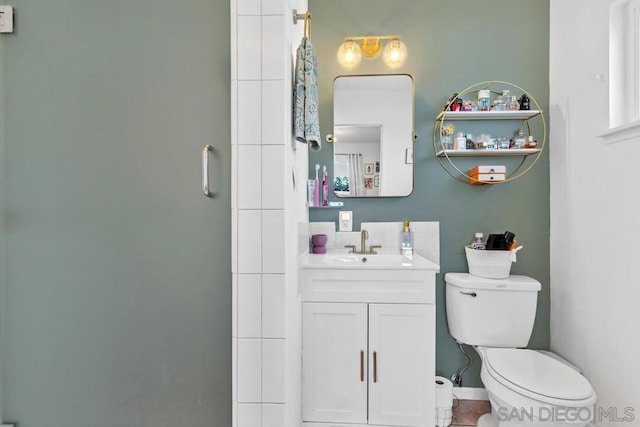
[445,273,541,348]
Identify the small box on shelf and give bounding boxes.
[468,173,505,185]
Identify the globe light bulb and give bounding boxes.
[337,40,362,69]
[382,38,407,69]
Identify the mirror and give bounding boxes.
[332,74,414,197]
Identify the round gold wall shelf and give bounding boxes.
[432,81,546,185]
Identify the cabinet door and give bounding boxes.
[368,304,435,427]
[302,303,368,423]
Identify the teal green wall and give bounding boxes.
[309,0,550,387]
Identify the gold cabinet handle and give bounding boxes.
[360,350,365,382]
[373,351,377,383]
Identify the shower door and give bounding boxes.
[0,1,231,426]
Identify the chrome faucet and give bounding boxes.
[344,229,382,254]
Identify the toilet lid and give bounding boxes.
[486,348,593,401]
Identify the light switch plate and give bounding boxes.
[0,5,14,33]
[338,210,352,232]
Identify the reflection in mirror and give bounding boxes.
[332,74,414,197]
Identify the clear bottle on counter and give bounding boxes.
[471,233,486,250]
[401,220,414,255]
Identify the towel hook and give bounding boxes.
[293,9,311,38]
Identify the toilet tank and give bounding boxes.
[445,273,541,348]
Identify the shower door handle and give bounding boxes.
[202,145,214,198]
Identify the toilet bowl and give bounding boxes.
[444,273,597,427]
[476,347,596,426]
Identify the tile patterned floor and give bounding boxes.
[451,399,491,426]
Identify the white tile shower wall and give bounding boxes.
[262,339,286,403]
[262,146,285,209]
[237,210,262,274]
[237,145,262,209]
[237,338,262,403]
[261,15,287,80]
[237,403,261,427]
[233,0,307,424]
[262,403,286,427]
[262,274,286,338]
[237,81,262,146]
[262,210,285,274]
[236,16,261,81]
[238,274,262,338]
[262,80,286,146]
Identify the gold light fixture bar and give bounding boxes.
[337,35,408,69]
[343,35,400,57]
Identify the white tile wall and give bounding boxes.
[237,339,262,403]
[232,208,238,273]
[261,16,287,80]
[262,210,285,273]
[238,274,262,338]
[262,146,285,209]
[233,0,304,423]
[236,16,262,80]
[237,210,262,273]
[237,0,260,15]
[262,403,285,427]
[237,145,262,209]
[232,335,238,401]
[261,0,284,15]
[262,80,286,145]
[237,403,261,427]
[262,274,286,338]
[231,144,238,210]
[262,339,286,403]
[232,273,239,338]
[237,81,262,145]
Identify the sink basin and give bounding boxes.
[302,252,439,271]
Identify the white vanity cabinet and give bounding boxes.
[301,253,438,427]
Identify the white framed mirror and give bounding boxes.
[332,74,414,197]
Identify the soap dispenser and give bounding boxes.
[400,220,414,255]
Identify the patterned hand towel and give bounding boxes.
[294,37,321,151]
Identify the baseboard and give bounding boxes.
[451,386,489,401]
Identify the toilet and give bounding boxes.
[445,273,596,427]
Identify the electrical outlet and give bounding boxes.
[338,210,352,232]
[0,5,14,33]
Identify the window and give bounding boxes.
[609,0,640,127]
[602,0,640,142]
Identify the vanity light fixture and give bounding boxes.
[337,35,408,69]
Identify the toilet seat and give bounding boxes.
[485,348,595,406]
